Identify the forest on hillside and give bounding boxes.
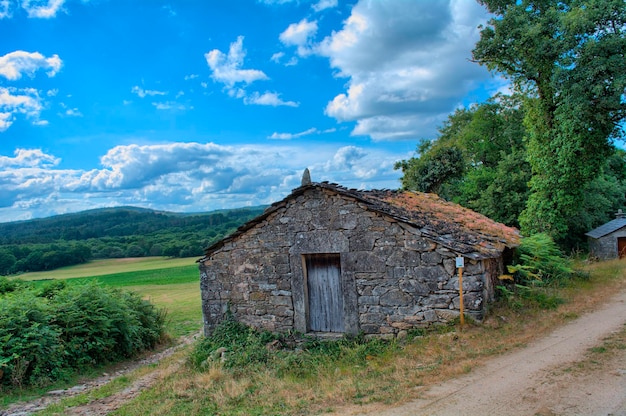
[0,206,265,275]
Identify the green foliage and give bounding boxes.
[395,144,465,194]
[0,281,166,390]
[474,0,626,243]
[396,94,530,228]
[189,314,278,371]
[0,276,21,294]
[496,284,564,310]
[190,316,397,381]
[507,233,575,285]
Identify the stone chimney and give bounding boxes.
[616,209,625,219]
[301,168,311,186]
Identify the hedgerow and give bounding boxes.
[0,278,166,390]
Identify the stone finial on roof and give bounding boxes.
[301,168,311,186]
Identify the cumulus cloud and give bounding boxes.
[0,87,45,131]
[21,0,65,18]
[312,0,337,12]
[0,50,62,80]
[205,36,297,107]
[0,141,405,221]
[317,0,492,141]
[279,19,318,56]
[205,36,268,87]
[0,148,59,168]
[244,91,298,107]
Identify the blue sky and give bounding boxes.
[0,0,504,222]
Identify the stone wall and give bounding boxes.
[588,228,626,260]
[199,187,501,337]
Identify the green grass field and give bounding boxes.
[17,256,199,281]
[17,257,203,338]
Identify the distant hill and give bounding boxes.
[0,206,266,275]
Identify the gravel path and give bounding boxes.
[355,289,626,416]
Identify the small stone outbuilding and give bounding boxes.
[199,178,520,338]
[586,210,626,260]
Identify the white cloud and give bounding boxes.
[0,0,12,18]
[206,36,298,107]
[0,112,13,130]
[312,0,337,12]
[131,86,167,98]
[0,50,62,80]
[270,51,284,63]
[279,19,318,56]
[205,36,268,87]
[64,108,82,117]
[244,91,298,107]
[0,87,44,131]
[152,101,192,111]
[317,0,493,141]
[0,148,60,168]
[0,141,405,222]
[184,74,199,81]
[269,127,317,140]
[257,0,296,4]
[21,0,65,18]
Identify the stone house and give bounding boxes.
[586,210,626,260]
[198,176,520,338]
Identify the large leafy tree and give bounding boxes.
[396,94,531,227]
[473,0,626,242]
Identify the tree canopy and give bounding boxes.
[472,0,626,242]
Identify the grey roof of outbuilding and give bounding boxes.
[585,218,626,239]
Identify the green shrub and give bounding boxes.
[0,290,66,388]
[0,277,22,295]
[507,233,575,285]
[0,281,166,390]
[51,282,166,366]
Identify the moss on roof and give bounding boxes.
[201,182,520,260]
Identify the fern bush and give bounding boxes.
[0,280,166,390]
[497,233,584,310]
[507,233,575,285]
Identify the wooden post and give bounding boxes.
[458,266,465,327]
[456,257,465,327]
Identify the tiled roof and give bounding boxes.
[585,218,626,239]
[201,182,520,260]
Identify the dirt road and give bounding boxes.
[356,290,626,416]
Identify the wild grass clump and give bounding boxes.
[189,313,398,382]
[0,279,167,391]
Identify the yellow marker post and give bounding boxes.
[456,256,465,327]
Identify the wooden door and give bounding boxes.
[306,254,344,332]
[618,238,626,258]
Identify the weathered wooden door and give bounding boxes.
[306,254,344,332]
[618,238,626,258]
